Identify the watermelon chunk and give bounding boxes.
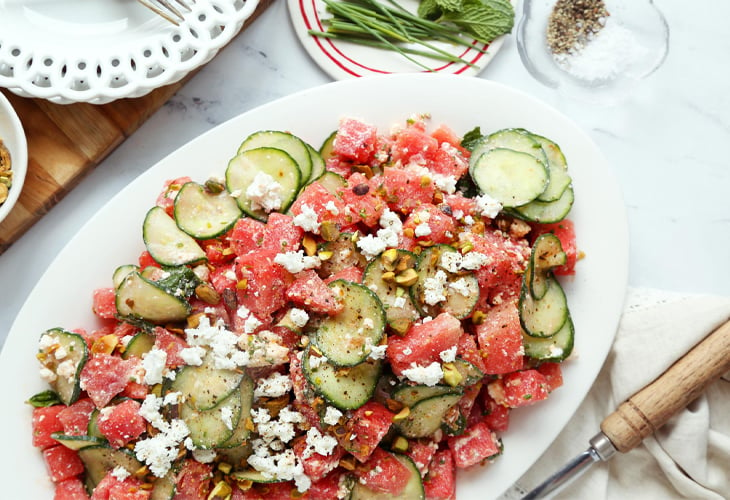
[448,421,500,468]
[54,477,90,500]
[285,270,343,315]
[32,405,65,449]
[334,118,379,163]
[387,313,462,376]
[96,399,146,448]
[476,301,525,375]
[58,398,95,436]
[502,369,550,408]
[354,447,412,495]
[423,448,456,500]
[342,401,394,462]
[90,472,150,500]
[43,445,85,482]
[79,354,136,409]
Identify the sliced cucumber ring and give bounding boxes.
[410,245,479,320]
[180,386,242,449]
[470,148,549,208]
[169,353,245,411]
[510,185,574,224]
[312,280,385,367]
[523,314,574,361]
[394,392,463,438]
[226,147,301,221]
[526,233,567,300]
[306,142,326,183]
[519,276,569,338]
[530,133,572,202]
[301,347,381,410]
[469,128,548,173]
[173,181,242,239]
[78,445,143,490]
[391,384,461,408]
[238,130,313,185]
[143,206,207,266]
[115,271,191,324]
[37,328,88,405]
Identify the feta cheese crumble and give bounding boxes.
[246,172,284,213]
[475,193,503,219]
[274,250,321,274]
[142,347,168,385]
[423,270,449,305]
[402,362,444,386]
[293,204,320,233]
[254,372,293,399]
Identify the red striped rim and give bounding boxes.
[299,0,491,77]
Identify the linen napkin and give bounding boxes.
[508,287,730,499]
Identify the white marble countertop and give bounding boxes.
[2,0,729,341]
[0,0,728,497]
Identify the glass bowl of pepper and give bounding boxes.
[516,0,669,103]
[0,91,28,226]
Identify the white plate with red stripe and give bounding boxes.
[288,0,509,79]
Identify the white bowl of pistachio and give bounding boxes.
[0,91,27,226]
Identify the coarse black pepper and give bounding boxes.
[546,0,610,54]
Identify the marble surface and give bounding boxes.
[1,0,729,343]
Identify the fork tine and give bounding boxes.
[137,0,184,25]
[172,0,193,12]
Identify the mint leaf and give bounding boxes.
[417,0,442,20]
[27,390,61,408]
[443,0,515,43]
[434,0,463,13]
[461,126,484,151]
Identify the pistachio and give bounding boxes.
[317,250,333,261]
[471,310,486,325]
[392,406,410,422]
[442,362,464,387]
[320,221,341,242]
[389,318,411,336]
[394,268,418,287]
[91,334,119,355]
[208,480,232,499]
[339,455,357,471]
[302,234,318,256]
[195,283,221,305]
[381,271,396,282]
[204,178,226,194]
[217,462,232,475]
[381,248,399,271]
[391,436,410,453]
[353,164,374,178]
[187,312,206,329]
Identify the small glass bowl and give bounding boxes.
[516,0,669,103]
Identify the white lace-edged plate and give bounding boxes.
[0,0,260,104]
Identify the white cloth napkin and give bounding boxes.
[511,287,730,499]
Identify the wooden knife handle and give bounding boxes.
[600,318,730,453]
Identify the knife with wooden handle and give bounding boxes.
[518,317,730,499]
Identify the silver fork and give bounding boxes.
[137,0,192,25]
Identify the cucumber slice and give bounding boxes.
[50,433,105,451]
[394,392,463,438]
[170,353,245,411]
[526,233,567,300]
[350,453,424,500]
[410,245,479,320]
[180,386,242,449]
[116,271,191,324]
[319,130,337,161]
[317,232,367,277]
[87,409,103,438]
[391,384,461,408]
[78,445,143,490]
[173,181,242,239]
[523,314,574,361]
[230,469,287,484]
[121,331,155,360]
[362,249,420,333]
[225,147,301,221]
[470,148,549,208]
[307,143,326,183]
[112,264,138,290]
[519,276,569,338]
[469,128,548,173]
[143,206,207,266]
[301,347,381,410]
[312,280,385,367]
[529,133,572,202]
[509,185,574,223]
[218,375,255,448]
[37,328,88,405]
[238,130,312,185]
[316,171,347,195]
[150,472,177,500]
[451,358,484,386]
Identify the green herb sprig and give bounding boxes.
[308,0,515,69]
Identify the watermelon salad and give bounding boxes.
[30,114,578,500]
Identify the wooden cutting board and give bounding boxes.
[0,0,273,254]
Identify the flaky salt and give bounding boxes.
[553,18,647,82]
